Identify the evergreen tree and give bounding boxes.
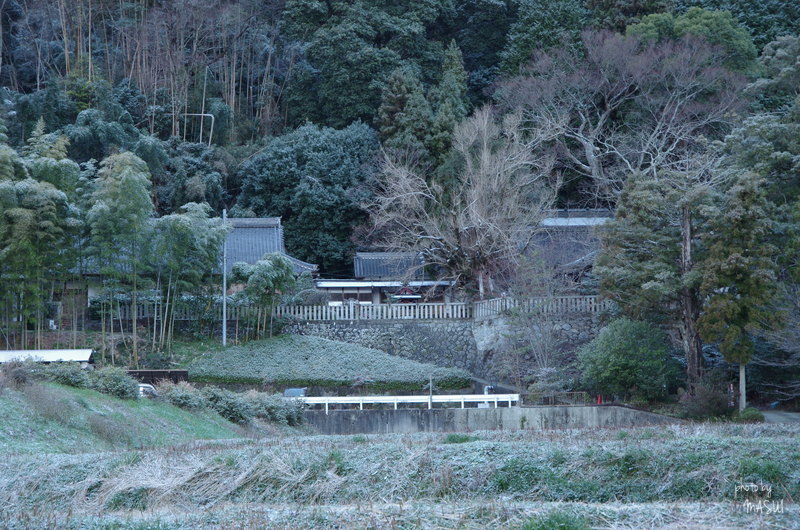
[595,172,715,390]
[235,122,379,276]
[698,173,777,411]
[429,41,470,165]
[627,7,758,72]
[500,0,588,74]
[22,118,80,199]
[377,67,434,165]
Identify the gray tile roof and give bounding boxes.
[225,218,317,275]
[354,252,424,280]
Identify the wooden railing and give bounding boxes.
[113,295,610,323]
[273,302,472,321]
[473,295,612,320]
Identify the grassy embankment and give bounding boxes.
[187,335,473,391]
[1,422,798,528]
[0,382,244,454]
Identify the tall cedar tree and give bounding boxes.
[377,67,434,166]
[429,41,470,165]
[698,174,777,411]
[595,174,713,389]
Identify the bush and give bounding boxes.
[0,361,32,390]
[443,434,476,444]
[90,367,139,400]
[734,407,765,423]
[678,377,732,420]
[157,381,206,410]
[42,363,90,388]
[578,318,672,402]
[201,386,255,424]
[245,391,304,426]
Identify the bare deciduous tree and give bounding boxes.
[494,257,575,396]
[500,30,747,203]
[369,106,559,298]
[757,282,800,400]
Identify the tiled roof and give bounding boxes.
[354,252,424,280]
[224,218,317,275]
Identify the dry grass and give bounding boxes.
[0,423,797,528]
[21,383,77,425]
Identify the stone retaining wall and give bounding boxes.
[289,311,607,380]
[289,320,482,373]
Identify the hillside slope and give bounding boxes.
[0,382,243,454]
[188,335,473,390]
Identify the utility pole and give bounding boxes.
[222,208,227,346]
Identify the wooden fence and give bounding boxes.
[473,295,613,320]
[273,302,472,321]
[114,295,611,323]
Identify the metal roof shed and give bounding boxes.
[0,349,93,364]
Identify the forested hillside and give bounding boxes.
[0,0,799,403]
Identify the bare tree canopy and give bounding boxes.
[369,106,558,298]
[499,30,748,203]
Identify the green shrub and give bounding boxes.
[494,458,545,492]
[90,367,139,400]
[738,457,786,486]
[201,386,255,424]
[42,363,90,388]
[157,381,207,410]
[443,433,476,444]
[734,407,765,423]
[245,392,304,426]
[521,511,591,530]
[578,318,672,402]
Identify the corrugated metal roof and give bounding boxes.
[0,349,93,363]
[354,252,424,280]
[224,218,318,275]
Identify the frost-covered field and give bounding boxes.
[1,424,798,528]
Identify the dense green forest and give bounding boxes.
[0,0,798,402]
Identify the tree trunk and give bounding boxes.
[680,205,703,391]
[739,363,747,412]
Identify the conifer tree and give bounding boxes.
[429,41,470,165]
[698,173,778,411]
[376,67,434,165]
